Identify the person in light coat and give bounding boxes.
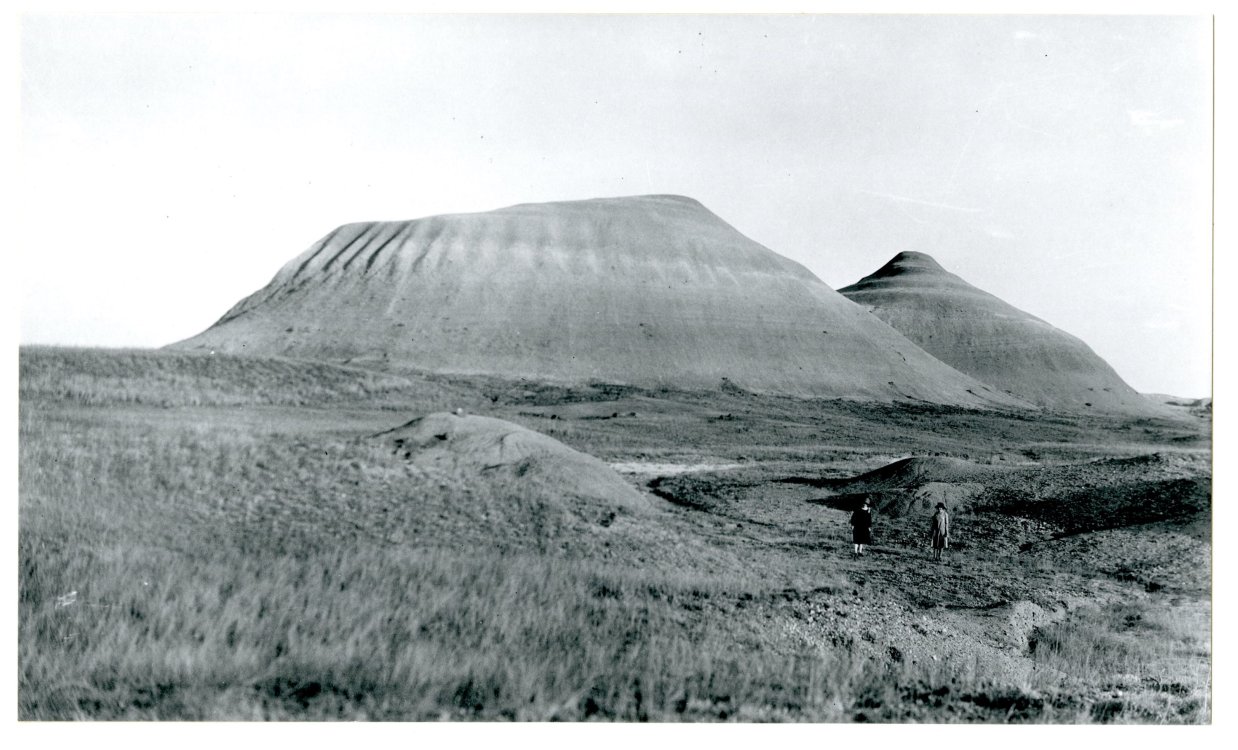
[930,502,950,561]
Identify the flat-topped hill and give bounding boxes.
[171,197,1026,408]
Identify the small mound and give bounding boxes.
[840,456,1002,491]
[375,412,651,516]
[815,457,1001,517]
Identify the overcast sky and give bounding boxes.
[17,13,1212,396]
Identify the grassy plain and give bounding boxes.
[18,347,1212,721]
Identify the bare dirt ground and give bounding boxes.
[18,348,1211,722]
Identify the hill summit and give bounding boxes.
[839,251,1149,412]
[171,196,1026,408]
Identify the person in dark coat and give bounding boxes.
[930,502,950,561]
[850,499,873,556]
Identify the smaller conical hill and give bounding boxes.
[839,252,1151,413]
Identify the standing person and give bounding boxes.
[850,499,873,557]
[930,502,950,561]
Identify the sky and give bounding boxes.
[16,12,1213,396]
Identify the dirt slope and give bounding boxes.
[839,251,1154,413]
[171,196,1027,408]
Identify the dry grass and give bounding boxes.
[18,370,857,720]
[22,540,791,720]
[18,422,875,723]
[18,347,1212,721]
[1028,601,1211,723]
